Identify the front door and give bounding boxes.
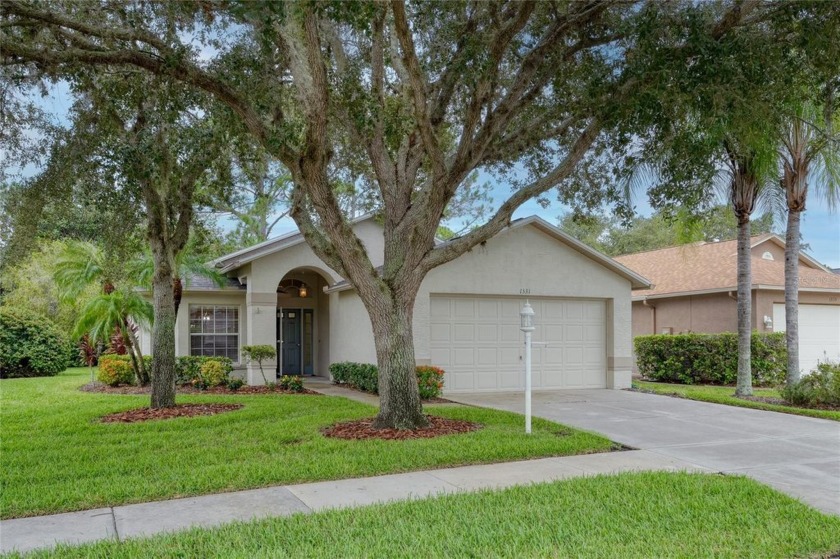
[280,309,302,375]
[278,308,315,376]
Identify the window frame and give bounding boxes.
[188,304,241,363]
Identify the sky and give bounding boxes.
[13,83,840,269]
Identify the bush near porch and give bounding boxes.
[329,362,445,399]
[634,332,786,386]
[94,355,234,387]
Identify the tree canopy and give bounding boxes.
[3,0,837,427]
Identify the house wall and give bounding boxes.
[631,292,738,336]
[751,240,785,262]
[328,225,636,388]
[754,289,840,331]
[631,289,840,338]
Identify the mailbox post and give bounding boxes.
[520,301,535,434]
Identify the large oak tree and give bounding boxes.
[2,0,823,428]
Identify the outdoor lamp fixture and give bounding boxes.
[763,315,773,329]
[298,285,308,298]
[520,301,535,434]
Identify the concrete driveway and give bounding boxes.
[447,389,840,515]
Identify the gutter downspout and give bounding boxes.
[642,298,656,335]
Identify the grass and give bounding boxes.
[634,380,840,421]
[8,472,840,559]
[0,368,612,519]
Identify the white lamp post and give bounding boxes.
[520,300,535,434]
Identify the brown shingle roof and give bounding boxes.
[614,236,840,298]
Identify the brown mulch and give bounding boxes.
[739,394,840,411]
[80,383,321,396]
[322,415,482,440]
[100,403,243,423]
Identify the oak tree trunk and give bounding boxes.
[735,216,753,397]
[149,244,177,408]
[784,209,802,385]
[369,297,428,430]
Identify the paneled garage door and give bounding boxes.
[773,303,840,374]
[430,296,606,392]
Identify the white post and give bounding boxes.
[520,300,535,435]
[524,329,532,434]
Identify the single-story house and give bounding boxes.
[141,215,651,393]
[614,234,840,374]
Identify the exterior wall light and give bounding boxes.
[298,285,308,298]
[763,315,773,329]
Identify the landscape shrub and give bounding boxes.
[634,332,786,386]
[416,365,445,399]
[0,307,71,378]
[329,362,446,398]
[176,356,233,385]
[97,355,136,386]
[226,377,245,391]
[781,361,840,408]
[279,375,304,393]
[198,359,229,388]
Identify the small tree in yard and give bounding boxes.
[3,1,835,428]
[242,345,277,387]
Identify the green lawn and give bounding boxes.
[634,380,840,421]
[1,368,613,519]
[10,472,840,559]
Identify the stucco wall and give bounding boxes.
[328,224,636,388]
[631,289,840,338]
[417,225,634,387]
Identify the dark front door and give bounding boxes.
[280,309,302,375]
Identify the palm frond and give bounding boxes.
[54,241,106,301]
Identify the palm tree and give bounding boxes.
[54,240,150,383]
[131,248,228,318]
[723,143,780,398]
[778,101,840,386]
[54,241,115,297]
[73,290,154,385]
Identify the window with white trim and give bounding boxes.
[189,305,240,361]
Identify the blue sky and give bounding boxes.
[16,84,840,268]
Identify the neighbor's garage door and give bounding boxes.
[773,303,840,374]
[430,296,606,392]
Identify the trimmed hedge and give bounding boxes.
[329,361,446,399]
[634,332,786,386]
[0,307,71,378]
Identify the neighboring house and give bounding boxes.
[140,215,650,393]
[614,234,840,374]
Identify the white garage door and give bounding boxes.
[773,303,840,374]
[430,296,606,392]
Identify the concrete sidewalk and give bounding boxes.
[0,450,701,555]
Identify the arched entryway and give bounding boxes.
[276,268,331,377]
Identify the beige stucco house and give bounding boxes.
[615,234,840,374]
[141,215,651,393]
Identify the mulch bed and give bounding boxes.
[80,383,321,396]
[322,415,482,440]
[100,403,243,423]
